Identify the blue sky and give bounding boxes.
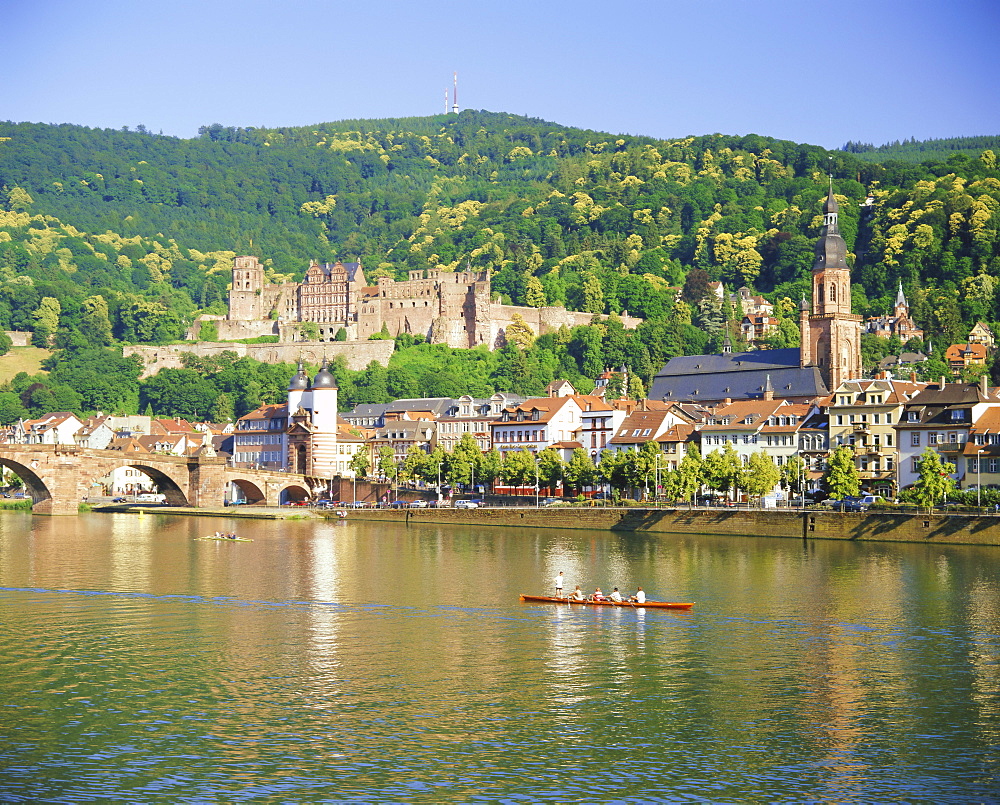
[6,0,999,148]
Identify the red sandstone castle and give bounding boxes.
[221,256,639,348]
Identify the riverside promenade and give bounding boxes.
[337,506,1000,547]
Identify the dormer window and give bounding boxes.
[532,410,540,421]
[907,411,919,422]
[516,411,525,422]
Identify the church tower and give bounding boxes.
[801,187,862,389]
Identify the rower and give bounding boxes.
[590,587,605,602]
[629,587,646,604]
[609,587,623,602]
[569,585,585,601]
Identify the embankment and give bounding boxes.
[342,507,1000,547]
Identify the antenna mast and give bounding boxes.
[445,88,449,115]
[452,71,459,114]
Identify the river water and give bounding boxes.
[1,511,999,803]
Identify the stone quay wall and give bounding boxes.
[341,507,1000,547]
[125,340,395,377]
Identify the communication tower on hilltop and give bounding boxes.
[452,72,459,114]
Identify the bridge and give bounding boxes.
[0,444,315,515]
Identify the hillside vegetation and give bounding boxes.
[0,113,998,421]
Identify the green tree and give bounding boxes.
[349,449,371,479]
[780,454,807,496]
[701,442,743,500]
[563,447,597,492]
[740,452,782,503]
[536,447,564,494]
[480,448,503,492]
[824,446,860,500]
[524,274,546,308]
[379,444,398,481]
[139,368,217,419]
[0,391,28,424]
[912,447,956,509]
[449,433,482,489]
[501,448,536,490]
[210,392,235,423]
[675,444,703,503]
[582,272,605,314]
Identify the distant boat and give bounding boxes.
[519,594,693,610]
[198,535,253,542]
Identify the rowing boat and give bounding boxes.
[519,594,693,610]
[198,536,254,542]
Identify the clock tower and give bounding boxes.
[800,187,862,389]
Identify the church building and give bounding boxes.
[649,188,864,405]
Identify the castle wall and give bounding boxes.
[218,258,641,353]
[125,340,395,378]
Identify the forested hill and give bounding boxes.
[0,111,998,365]
[842,135,1000,164]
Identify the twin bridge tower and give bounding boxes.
[0,444,312,515]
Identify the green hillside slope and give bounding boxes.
[0,113,998,421]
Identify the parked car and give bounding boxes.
[540,497,562,507]
[348,501,367,508]
[112,496,126,503]
[454,499,479,509]
[408,500,428,508]
[829,496,867,512]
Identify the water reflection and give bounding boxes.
[1,514,999,801]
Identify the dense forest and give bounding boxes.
[0,112,998,421]
[841,135,1000,164]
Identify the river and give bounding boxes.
[1,511,998,802]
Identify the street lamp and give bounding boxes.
[534,453,539,508]
[977,448,985,509]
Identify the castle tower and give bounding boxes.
[802,188,862,389]
[228,256,265,320]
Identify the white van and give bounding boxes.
[136,493,166,504]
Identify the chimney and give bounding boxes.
[910,371,917,383]
[940,376,947,390]
[982,374,989,397]
[724,397,732,405]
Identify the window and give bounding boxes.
[970,458,979,473]
[912,457,921,473]
[950,410,965,421]
[887,434,893,447]
[911,432,921,446]
[641,429,652,437]
[907,411,918,422]
[836,415,844,425]
[874,414,881,425]
[886,414,893,425]
[929,433,938,445]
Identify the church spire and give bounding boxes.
[895,281,907,309]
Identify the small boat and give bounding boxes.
[198,535,254,542]
[519,594,693,610]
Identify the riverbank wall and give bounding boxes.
[341,507,1000,547]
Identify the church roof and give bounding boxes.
[649,348,829,404]
[814,188,849,271]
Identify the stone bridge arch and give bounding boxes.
[229,478,266,505]
[87,461,193,506]
[279,483,310,504]
[0,456,56,512]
